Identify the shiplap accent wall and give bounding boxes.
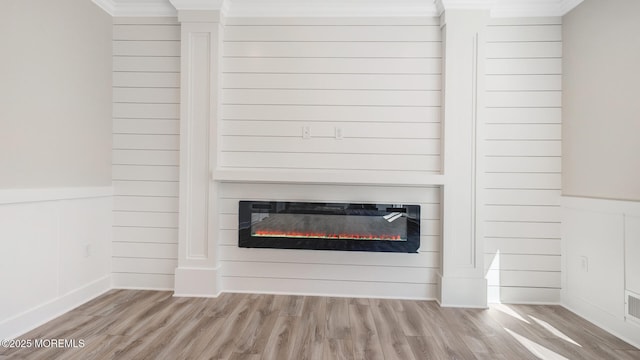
[483,17,562,303]
[220,17,442,176]
[217,17,442,299]
[112,17,180,290]
[109,15,564,300]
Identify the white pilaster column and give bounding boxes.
[439,10,489,307]
[171,4,224,297]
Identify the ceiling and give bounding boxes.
[93,0,584,18]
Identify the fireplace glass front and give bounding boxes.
[239,201,420,253]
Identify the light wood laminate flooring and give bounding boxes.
[1,290,639,359]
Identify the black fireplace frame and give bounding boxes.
[238,200,420,253]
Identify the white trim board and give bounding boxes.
[213,169,445,187]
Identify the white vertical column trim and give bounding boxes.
[470,32,479,268]
[184,30,210,260]
[439,10,489,308]
[175,13,223,297]
[473,27,488,292]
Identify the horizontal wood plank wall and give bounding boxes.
[219,183,441,299]
[112,17,180,290]
[218,17,442,299]
[220,17,442,176]
[483,17,562,303]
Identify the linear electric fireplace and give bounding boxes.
[239,201,420,253]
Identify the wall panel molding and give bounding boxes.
[562,195,640,349]
[0,193,112,339]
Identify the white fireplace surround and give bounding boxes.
[171,5,486,306]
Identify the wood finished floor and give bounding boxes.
[2,290,639,360]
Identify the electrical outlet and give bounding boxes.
[302,126,311,139]
[580,256,588,272]
[335,127,343,140]
[84,244,91,258]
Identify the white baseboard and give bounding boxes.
[0,275,111,340]
[222,276,437,300]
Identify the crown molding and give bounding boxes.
[559,0,584,15]
[170,0,229,19]
[170,0,229,12]
[92,0,584,18]
[490,0,584,17]
[436,0,496,11]
[93,0,439,18]
[227,0,439,17]
[436,0,582,17]
[91,0,116,15]
[91,0,177,17]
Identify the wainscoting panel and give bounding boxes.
[483,17,562,304]
[0,188,112,340]
[562,196,640,348]
[111,17,181,290]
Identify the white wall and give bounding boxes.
[112,17,181,290]
[483,17,562,304]
[0,190,112,339]
[0,0,112,188]
[562,0,640,201]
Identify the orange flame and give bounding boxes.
[253,230,402,241]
